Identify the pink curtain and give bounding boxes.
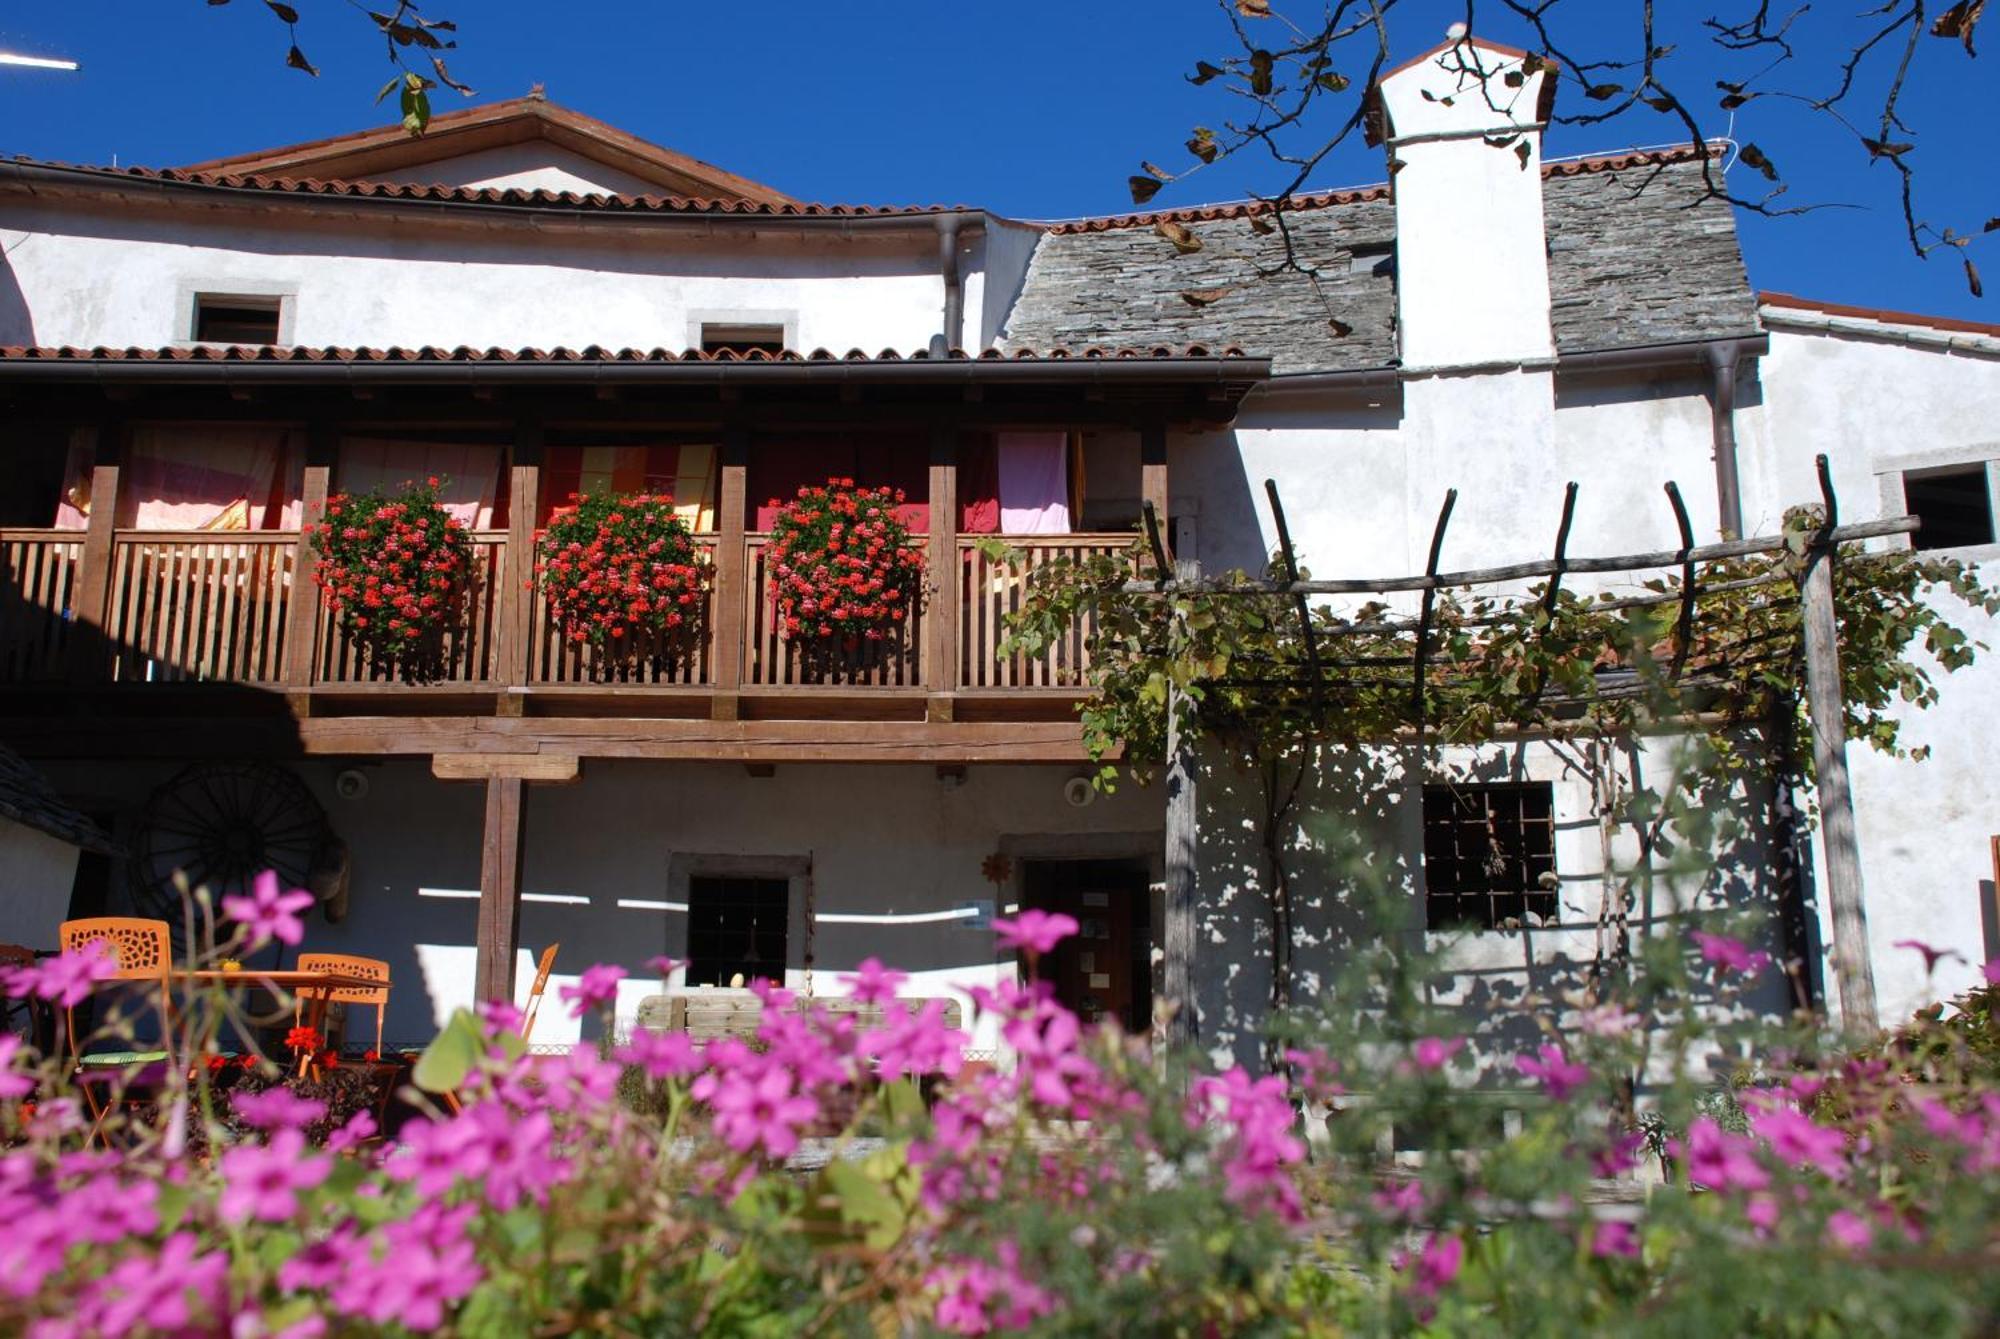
[334,440,502,529]
[996,432,1071,534]
[56,427,299,530]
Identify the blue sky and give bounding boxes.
[0,2,1991,322]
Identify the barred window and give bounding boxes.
[685,876,789,987]
[1421,783,1557,930]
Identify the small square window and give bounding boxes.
[699,323,787,356]
[192,295,282,345]
[685,875,789,987]
[1349,243,1395,278]
[1903,467,1994,551]
[1422,783,1558,931]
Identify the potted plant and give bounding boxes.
[765,478,926,680]
[536,492,709,680]
[311,477,473,685]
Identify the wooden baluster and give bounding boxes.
[65,423,123,681]
[282,426,336,700]
[496,423,541,711]
[925,427,959,718]
[709,429,748,717]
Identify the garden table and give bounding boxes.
[170,968,392,1070]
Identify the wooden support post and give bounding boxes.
[474,774,526,1004]
[496,420,543,707]
[1140,423,1168,544]
[709,426,749,720]
[1800,533,1878,1032]
[65,422,123,680]
[1162,541,1201,1053]
[281,424,338,693]
[925,426,960,719]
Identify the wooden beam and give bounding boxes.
[474,775,526,1004]
[709,426,749,719]
[1161,540,1200,1053]
[925,427,960,713]
[496,421,543,695]
[281,424,337,688]
[1141,422,1169,549]
[1801,535,1877,1032]
[63,423,123,680]
[433,752,580,782]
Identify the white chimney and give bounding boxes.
[1369,34,1556,371]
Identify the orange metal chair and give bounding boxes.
[518,943,561,1042]
[294,952,391,1058]
[57,918,174,1142]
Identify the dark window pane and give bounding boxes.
[1421,783,1559,930]
[1904,468,1994,551]
[685,875,789,987]
[194,300,280,345]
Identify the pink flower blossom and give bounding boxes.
[1691,930,1772,976]
[1591,1220,1641,1259]
[703,1062,820,1159]
[1894,939,1963,974]
[1826,1209,1873,1250]
[221,869,315,949]
[1372,1179,1425,1220]
[992,909,1079,956]
[559,963,627,1018]
[1744,1193,1781,1235]
[1749,1102,1849,1179]
[479,998,525,1035]
[1515,1043,1591,1101]
[1592,1131,1647,1179]
[10,941,115,1009]
[82,1232,226,1335]
[1406,1233,1464,1300]
[1411,1036,1465,1072]
[839,956,909,1005]
[1985,957,2000,986]
[616,1028,701,1079]
[1578,1003,1641,1038]
[0,1035,35,1101]
[1679,1116,1770,1193]
[646,954,682,978]
[219,1128,332,1222]
[928,1243,1057,1335]
[862,998,967,1082]
[231,1086,326,1131]
[327,1109,377,1154]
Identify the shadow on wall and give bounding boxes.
[0,248,34,346]
[1193,731,1798,1079]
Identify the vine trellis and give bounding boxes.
[998,453,1998,1053]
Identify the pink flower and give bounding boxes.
[862,998,967,1082]
[1679,1116,1770,1193]
[219,1128,332,1223]
[82,1232,226,1335]
[1515,1044,1591,1101]
[646,955,682,978]
[327,1109,377,1153]
[1406,1233,1463,1300]
[1590,1220,1641,1258]
[0,1035,35,1101]
[840,956,909,1005]
[928,1243,1057,1335]
[1373,1179,1425,1220]
[231,1086,326,1131]
[1749,1103,1849,1179]
[478,999,525,1035]
[992,909,1079,956]
[1826,1209,1873,1250]
[1411,1036,1465,1072]
[1578,1003,1641,1038]
[221,870,315,948]
[1592,1131,1647,1179]
[1985,958,2000,986]
[10,941,116,1009]
[559,963,627,1018]
[705,1062,820,1159]
[1894,939,1963,974]
[1691,930,1772,976]
[615,1028,701,1080]
[1744,1193,1781,1235]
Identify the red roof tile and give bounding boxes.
[1759,291,2000,340]
[0,343,1252,364]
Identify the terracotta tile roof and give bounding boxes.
[1759,291,2000,339]
[1042,143,1719,236]
[4,156,967,220]
[0,342,1251,365]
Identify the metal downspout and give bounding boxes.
[1707,341,1745,540]
[932,216,963,357]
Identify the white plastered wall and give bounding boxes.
[1739,323,2000,1022]
[0,817,80,949]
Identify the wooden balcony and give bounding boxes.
[0,526,1131,722]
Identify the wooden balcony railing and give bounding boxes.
[0,527,1135,699]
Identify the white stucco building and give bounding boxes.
[0,40,1992,1061]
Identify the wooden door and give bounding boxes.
[1023,858,1152,1032]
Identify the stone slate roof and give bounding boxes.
[1002,150,1761,374]
[0,744,117,856]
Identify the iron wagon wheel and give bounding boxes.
[136,762,328,932]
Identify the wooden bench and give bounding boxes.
[632,990,963,1043]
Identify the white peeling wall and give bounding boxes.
[0,199,945,354]
[39,757,1164,1052]
[1741,326,2000,1022]
[1193,735,1790,1074]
